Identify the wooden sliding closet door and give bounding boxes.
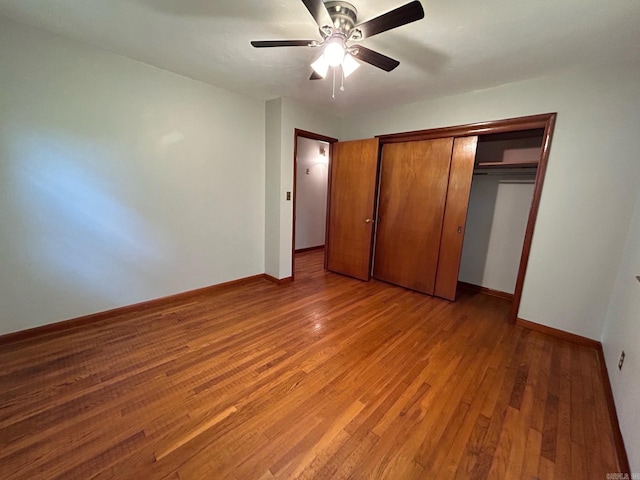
[434,136,478,300]
[373,138,454,294]
[326,138,380,280]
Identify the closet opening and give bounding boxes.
[458,128,545,314]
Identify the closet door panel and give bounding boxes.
[373,138,454,294]
[434,136,478,300]
[326,138,380,281]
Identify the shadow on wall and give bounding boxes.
[460,175,536,293]
[460,175,499,285]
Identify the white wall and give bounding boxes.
[460,176,535,293]
[265,98,282,278]
[602,189,640,473]
[0,19,266,335]
[265,97,340,279]
[295,137,328,250]
[341,64,640,341]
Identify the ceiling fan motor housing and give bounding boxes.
[324,1,358,33]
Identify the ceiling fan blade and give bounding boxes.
[353,46,400,72]
[352,1,425,39]
[301,0,333,29]
[251,40,314,48]
[310,71,324,80]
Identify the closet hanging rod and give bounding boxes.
[476,161,538,168]
[473,171,538,176]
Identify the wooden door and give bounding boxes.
[373,138,454,294]
[326,138,380,280]
[434,137,478,300]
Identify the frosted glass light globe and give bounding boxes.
[342,53,360,77]
[324,42,345,67]
[311,55,329,78]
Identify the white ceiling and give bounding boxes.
[1,0,638,116]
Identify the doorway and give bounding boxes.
[292,129,338,279]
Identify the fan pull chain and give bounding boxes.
[340,66,345,92]
[332,67,336,99]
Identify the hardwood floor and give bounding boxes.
[0,250,622,479]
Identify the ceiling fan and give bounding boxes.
[251,0,424,89]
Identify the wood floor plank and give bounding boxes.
[469,332,527,480]
[521,427,543,479]
[554,344,572,478]
[154,405,238,461]
[0,250,623,479]
[538,456,556,480]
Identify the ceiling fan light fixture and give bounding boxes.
[252,0,427,85]
[311,55,330,78]
[324,40,346,67]
[342,53,360,77]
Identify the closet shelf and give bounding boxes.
[475,161,539,169]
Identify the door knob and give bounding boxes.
[365,218,374,223]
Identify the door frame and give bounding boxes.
[292,129,338,280]
[377,113,557,323]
